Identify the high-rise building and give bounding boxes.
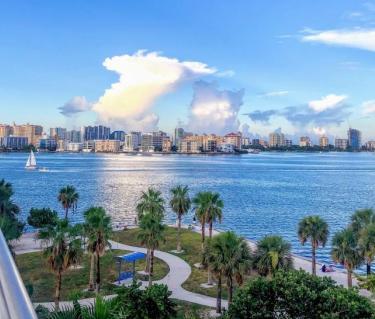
[224,132,242,149]
[365,141,375,151]
[0,136,28,150]
[141,133,154,152]
[94,140,120,152]
[0,124,13,138]
[110,130,125,142]
[124,132,142,151]
[347,128,362,150]
[319,136,329,148]
[269,131,285,147]
[162,137,172,152]
[299,136,312,147]
[335,138,348,150]
[50,127,67,140]
[174,127,185,146]
[152,131,167,150]
[83,125,110,141]
[12,123,43,146]
[38,138,57,151]
[66,130,82,143]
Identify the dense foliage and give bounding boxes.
[226,270,374,319]
[27,208,58,228]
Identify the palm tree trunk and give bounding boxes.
[177,214,182,252]
[88,254,95,290]
[148,249,154,287]
[145,248,150,272]
[228,277,233,305]
[367,260,372,276]
[312,244,316,275]
[216,274,222,314]
[207,221,213,285]
[54,271,62,311]
[347,268,353,288]
[209,222,213,239]
[96,253,101,292]
[201,222,205,250]
[64,206,68,220]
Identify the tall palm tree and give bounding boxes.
[138,213,165,286]
[84,207,112,292]
[358,223,375,276]
[331,228,363,288]
[170,185,191,252]
[38,219,82,310]
[58,185,79,220]
[136,188,165,220]
[204,231,251,308]
[192,192,210,250]
[205,192,224,239]
[298,215,329,275]
[350,209,375,275]
[254,235,293,277]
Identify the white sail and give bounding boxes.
[26,150,37,168]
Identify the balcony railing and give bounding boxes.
[0,230,38,318]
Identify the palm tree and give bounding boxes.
[331,228,363,288]
[358,223,375,276]
[298,215,329,275]
[58,185,79,220]
[136,188,165,220]
[84,207,112,292]
[254,235,293,277]
[350,209,375,275]
[170,185,191,252]
[138,213,165,286]
[192,192,210,250]
[206,192,223,240]
[204,231,251,308]
[38,219,82,310]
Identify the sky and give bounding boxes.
[0,0,375,141]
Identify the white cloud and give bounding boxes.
[187,81,244,134]
[216,70,235,77]
[92,50,216,130]
[362,100,375,115]
[261,90,289,97]
[59,96,93,117]
[308,94,347,112]
[302,28,375,52]
[312,127,326,136]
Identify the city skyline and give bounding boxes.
[1,1,375,141]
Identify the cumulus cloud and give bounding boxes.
[308,94,347,112]
[245,94,351,128]
[362,100,375,115]
[59,96,93,117]
[187,81,244,134]
[302,28,375,52]
[312,127,326,136]
[260,90,289,98]
[92,50,216,130]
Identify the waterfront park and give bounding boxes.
[1,178,375,318]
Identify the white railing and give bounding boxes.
[0,230,37,319]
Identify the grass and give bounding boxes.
[174,300,213,319]
[114,226,227,299]
[16,249,169,302]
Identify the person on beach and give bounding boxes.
[321,264,326,272]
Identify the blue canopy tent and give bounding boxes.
[115,252,146,284]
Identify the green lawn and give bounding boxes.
[16,249,169,302]
[114,227,226,299]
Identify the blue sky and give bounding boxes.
[0,0,374,141]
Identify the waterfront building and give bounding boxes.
[162,137,172,152]
[110,130,125,142]
[67,142,83,152]
[0,124,13,138]
[347,128,362,150]
[203,135,219,152]
[124,131,142,151]
[179,139,201,153]
[141,133,154,152]
[12,123,43,146]
[174,127,185,146]
[0,136,28,150]
[335,138,348,150]
[241,137,250,147]
[224,132,242,149]
[50,127,67,140]
[94,140,120,153]
[83,125,110,141]
[285,139,293,147]
[66,130,82,143]
[319,136,329,148]
[218,143,235,153]
[365,141,375,151]
[56,139,67,152]
[82,141,94,152]
[299,136,312,147]
[38,138,57,151]
[269,131,285,147]
[152,131,167,151]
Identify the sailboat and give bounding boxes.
[25,150,37,170]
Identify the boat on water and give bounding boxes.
[38,167,49,172]
[25,150,37,170]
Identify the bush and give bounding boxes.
[27,208,58,229]
[227,270,375,319]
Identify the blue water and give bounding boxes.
[1,152,374,266]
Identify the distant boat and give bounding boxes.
[38,167,49,172]
[25,150,37,169]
